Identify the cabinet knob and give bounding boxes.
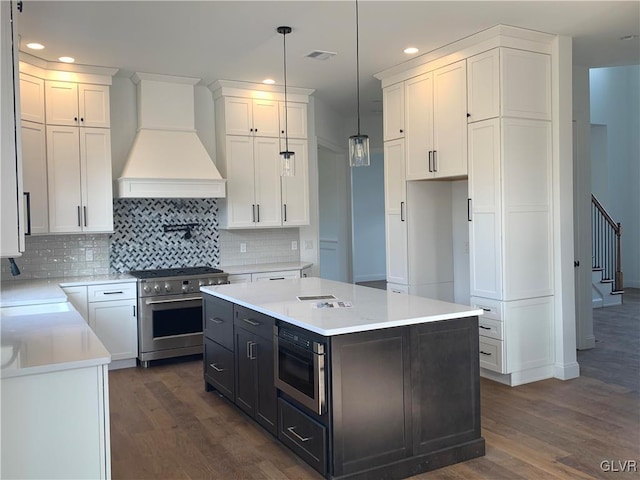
[74,117,78,122]
[400,129,403,133]
[467,113,471,118]
[80,117,84,122]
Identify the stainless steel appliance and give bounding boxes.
[129,266,228,367]
[274,325,326,415]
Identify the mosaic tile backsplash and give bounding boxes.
[109,198,219,272]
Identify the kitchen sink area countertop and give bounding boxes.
[221,261,312,275]
[201,276,483,336]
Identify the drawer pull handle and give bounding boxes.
[479,325,491,330]
[103,291,124,295]
[287,426,311,442]
[480,307,492,312]
[480,351,492,356]
[269,277,285,281]
[243,318,260,326]
[210,363,225,372]
[210,317,224,324]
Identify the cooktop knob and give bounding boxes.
[208,279,214,285]
[198,280,205,287]
[143,285,151,293]
[164,283,172,292]
[153,284,161,293]
[182,284,190,293]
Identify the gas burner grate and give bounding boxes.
[128,266,224,279]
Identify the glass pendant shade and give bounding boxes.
[349,134,370,167]
[280,150,295,177]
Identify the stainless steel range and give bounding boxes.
[129,266,229,367]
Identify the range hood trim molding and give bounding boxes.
[117,177,226,199]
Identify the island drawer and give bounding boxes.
[234,305,274,339]
[478,317,503,340]
[204,296,234,350]
[87,282,136,302]
[204,337,235,401]
[470,297,502,321]
[278,398,327,476]
[479,336,504,373]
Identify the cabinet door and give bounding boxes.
[405,73,433,180]
[281,138,309,226]
[225,135,256,227]
[468,119,502,299]
[204,337,235,401]
[62,285,89,322]
[78,84,110,128]
[383,82,405,141]
[45,80,79,126]
[467,49,500,123]
[433,60,468,178]
[385,213,408,285]
[255,333,277,435]
[223,97,253,135]
[234,327,257,417]
[19,73,45,123]
[88,299,138,361]
[384,139,406,215]
[280,102,307,139]
[410,317,481,454]
[252,99,279,137]
[21,121,48,234]
[46,125,82,233]
[253,136,281,227]
[501,49,551,120]
[80,128,113,232]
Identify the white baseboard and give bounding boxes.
[554,362,580,380]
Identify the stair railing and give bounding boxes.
[591,194,623,292]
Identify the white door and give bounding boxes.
[253,136,281,227]
[45,80,79,126]
[405,73,433,180]
[80,128,113,232]
[385,213,408,285]
[252,99,279,137]
[281,138,309,226]
[384,139,406,216]
[280,102,307,139]
[433,60,468,178]
[78,84,110,128]
[89,300,138,361]
[21,120,48,234]
[47,125,82,233]
[224,97,253,135]
[19,73,45,123]
[383,82,405,141]
[225,135,256,227]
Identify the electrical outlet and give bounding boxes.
[240,242,247,253]
[292,240,298,251]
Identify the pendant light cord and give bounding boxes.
[282,29,290,152]
[355,0,361,136]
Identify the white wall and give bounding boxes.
[590,66,640,288]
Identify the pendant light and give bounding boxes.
[278,26,295,177]
[348,0,370,167]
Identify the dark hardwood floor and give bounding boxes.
[109,291,640,479]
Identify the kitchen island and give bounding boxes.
[201,277,485,479]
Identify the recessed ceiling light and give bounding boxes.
[404,47,419,55]
[263,78,275,85]
[26,43,45,50]
[58,56,75,63]
[620,34,639,41]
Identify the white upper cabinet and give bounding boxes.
[21,121,49,235]
[404,60,467,180]
[383,82,404,141]
[279,102,307,139]
[467,48,551,123]
[19,74,45,123]
[45,80,110,127]
[47,126,113,233]
[223,97,279,137]
[281,138,309,226]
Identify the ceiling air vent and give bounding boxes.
[305,50,337,61]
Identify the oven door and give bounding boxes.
[274,334,326,415]
[139,294,203,355]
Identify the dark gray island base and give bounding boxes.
[202,287,485,480]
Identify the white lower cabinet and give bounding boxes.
[228,268,306,284]
[62,281,137,369]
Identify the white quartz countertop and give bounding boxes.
[1,304,110,378]
[0,275,134,307]
[201,277,483,336]
[222,262,313,275]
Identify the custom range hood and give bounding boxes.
[117,73,226,198]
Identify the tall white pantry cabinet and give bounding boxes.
[377,26,556,386]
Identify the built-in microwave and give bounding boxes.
[274,325,326,415]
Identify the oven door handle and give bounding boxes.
[145,296,201,305]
